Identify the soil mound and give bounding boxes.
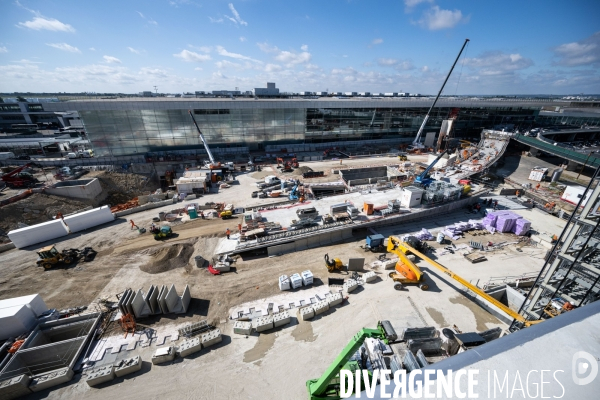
[139,243,195,274]
[292,166,313,175]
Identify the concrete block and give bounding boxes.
[8,219,69,249]
[114,355,142,377]
[0,374,32,400]
[344,279,358,293]
[273,311,291,327]
[363,271,377,283]
[313,300,330,315]
[326,292,343,307]
[157,286,168,314]
[29,367,74,392]
[177,337,202,357]
[233,321,252,335]
[201,329,222,348]
[132,289,151,318]
[165,284,190,314]
[86,365,115,387]
[152,346,175,365]
[255,316,274,332]
[299,307,314,320]
[63,205,114,233]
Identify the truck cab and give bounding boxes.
[296,207,318,220]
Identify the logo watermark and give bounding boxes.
[572,351,598,386]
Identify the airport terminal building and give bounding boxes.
[2,97,600,157]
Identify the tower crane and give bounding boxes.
[410,38,470,151]
[188,110,220,169]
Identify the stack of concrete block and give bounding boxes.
[131,289,152,318]
[234,320,252,335]
[326,292,343,307]
[119,284,191,317]
[29,368,74,392]
[165,284,191,314]
[344,279,358,293]
[0,374,31,400]
[177,337,203,357]
[273,311,291,327]
[255,316,274,332]
[299,306,315,321]
[290,273,303,289]
[114,356,142,377]
[313,300,330,316]
[86,365,115,387]
[301,270,314,286]
[279,275,291,291]
[363,271,377,283]
[152,346,175,365]
[201,329,222,348]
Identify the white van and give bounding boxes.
[0,152,16,160]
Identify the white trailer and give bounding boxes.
[560,185,591,207]
[528,167,548,182]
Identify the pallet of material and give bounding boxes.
[464,252,487,263]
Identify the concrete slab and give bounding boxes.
[233,321,252,335]
[151,346,175,365]
[131,289,151,318]
[299,306,315,320]
[177,337,202,357]
[86,365,115,387]
[255,316,274,332]
[343,279,358,293]
[363,271,377,282]
[29,367,74,392]
[313,300,330,315]
[114,356,142,378]
[273,311,291,327]
[201,329,222,348]
[326,292,343,307]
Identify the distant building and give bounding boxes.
[140,91,153,97]
[253,82,280,96]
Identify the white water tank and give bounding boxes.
[279,275,291,291]
[301,270,314,286]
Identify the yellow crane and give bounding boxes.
[387,236,542,328]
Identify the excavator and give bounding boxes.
[324,253,344,272]
[387,235,543,329]
[1,163,38,188]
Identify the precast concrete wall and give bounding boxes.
[8,219,69,249]
[63,206,114,233]
[267,228,353,256]
[45,179,102,201]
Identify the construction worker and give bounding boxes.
[238,223,242,232]
[130,219,138,230]
[200,211,205,219]
[516,190,520,197]
[493,200,498,211]
[226,228,231,239]
[535,183,541,191]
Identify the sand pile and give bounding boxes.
[292,166,313,176]
[139,243,195,274]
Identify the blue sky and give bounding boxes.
[1,0,599,95]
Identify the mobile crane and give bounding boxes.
[410,39,470,151]
[188,110,221,169]
[1,163,38,188]
[413,148,450,187]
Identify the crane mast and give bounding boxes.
[412,38,470,147]
[188,110,219,168]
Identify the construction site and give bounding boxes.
[1,46,599,398]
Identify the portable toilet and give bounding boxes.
[188,206,198,219]
[290,273,303,289]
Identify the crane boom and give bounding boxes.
[414,148,449,186]
[188,110,218,167]
[398,240,540,327]
[413,38,470,146]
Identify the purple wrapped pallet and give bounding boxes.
[496,214,519,233]
[512,219,531,236]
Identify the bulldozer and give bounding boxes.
[36,245,79,270]
[324,253,344,272]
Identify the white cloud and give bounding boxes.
[136,11,157,25]
[371,38,383,45]
[17,17,74,32]
[215,60,244,70]
[258,42,311,67]
[173,49,211,62]
[46,43,81,53]
[240,36,247,42]
[139,67,168,78]
[404,0,433,12]
[417,6,469,30]
[227,3,248,26]
[103,55,122,64]
[194,67,203,71]
[464,51,533,75]
[209,17,224,23]
[188,45,212,53]
[0,47,7,53]
[128,47,143,55]
[378,58,398,66]
[552,32,600,66]
[89,47,96,51]
[265,63,282,72]
[216,46,261,63]
[301,44,308,51]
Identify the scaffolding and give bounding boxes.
[512,165,600,330]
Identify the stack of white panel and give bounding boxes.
[301,270,313,286]
[279,275,291,291]
[290,273,303,289]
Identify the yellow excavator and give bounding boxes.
[387,235,543,328]
[324,253,344,272]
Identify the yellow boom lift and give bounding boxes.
[387,235,542,328]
